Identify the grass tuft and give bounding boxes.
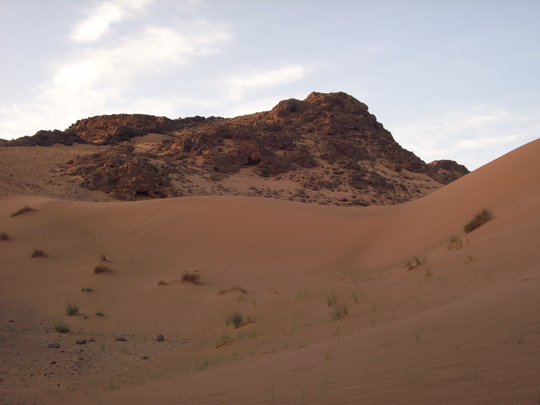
[95,310,104,317]
[81,287,93,292]
[65,302,79,316]
[54,322,70,333]
[226,312,245,329]
[10,206,35,217]
[464,209,494,233]
[332,304,349,321]
[447,235,463,250]
[94,265,112,274]
[181,271,200,284]
[157,280,168,286]
[31,248,47,258]
[326,292,339,306]
[403,256,426,271]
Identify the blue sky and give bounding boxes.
[1,0,539,170]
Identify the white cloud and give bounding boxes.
[392,105,539,169]
[0,17,231,138]
[71,0,152,43]
[225,65,307,101]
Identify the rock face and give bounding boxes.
[4,129,86,147]
[5,91,469,205]
[428,160,470,184]
[67,114,179,144]
[66,143,175,200]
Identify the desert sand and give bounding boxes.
[1,138,539,404]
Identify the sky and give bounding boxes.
[1,0,539,170]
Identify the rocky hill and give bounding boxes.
[1,92,468,205]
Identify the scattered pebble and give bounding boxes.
[115,337,127,342]
[156,334,164,342]
[142,356,149,360]
[75,340,87,345]
[88,337,96,342]
[48,343,60,349]
[50,361,57,365]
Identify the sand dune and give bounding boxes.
[1,139,539,404]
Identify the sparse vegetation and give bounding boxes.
[94,265,112,274]
[81,287,93,292]
[54,322,70,333]
[100,253,108,262]
[326,292,339,306]
[0,232,9,241]
[31,248,47,258]
[403,256,426,271]
[96,310,104,317]
[447,235,463,250]
[65,302,79,316]
[10,206,35,217]
[332,304,349,321]
[464,209,494,233]
[181,271,200,284]
[226,312,244,329]
[157,280,168,286]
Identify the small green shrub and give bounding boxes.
[226,312,244,329]
[31,248,47,258]
[464,209,494,233]
[0,232,9,241]
[332,304,349,321]
[181,271,200,283]
[10,206,35,217]
[94,265,112,274]
[65,302,79,316]
[81,287,93,292]
[54,322,70,333]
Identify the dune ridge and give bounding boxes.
[0,139,539,404]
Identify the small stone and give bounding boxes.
[88,337,96,342]
[8,320,14,323]
[48,343,60,349]
[115,337,127,342]
[142,356,149,360]
[50,361,57,365]
[156,334,164,342]
[76,340,87,345]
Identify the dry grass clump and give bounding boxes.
[403,256,426,271]
[225,312,254,329]
[447,235,463,250]
[94,265,112,274]
[332,304,349,321]
[181,271,200,284]
[10,206,35,217]
[54,322,70,333]
[464,209,494,233]
[157,280,169,286]
[65,302,79,316]
[0,232,9,241]
[31,248,47,258]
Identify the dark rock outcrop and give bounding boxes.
[66,143,176,200]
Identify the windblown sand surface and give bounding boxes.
[1,139,539,404]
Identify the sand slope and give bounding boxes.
[1,139,539,404]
